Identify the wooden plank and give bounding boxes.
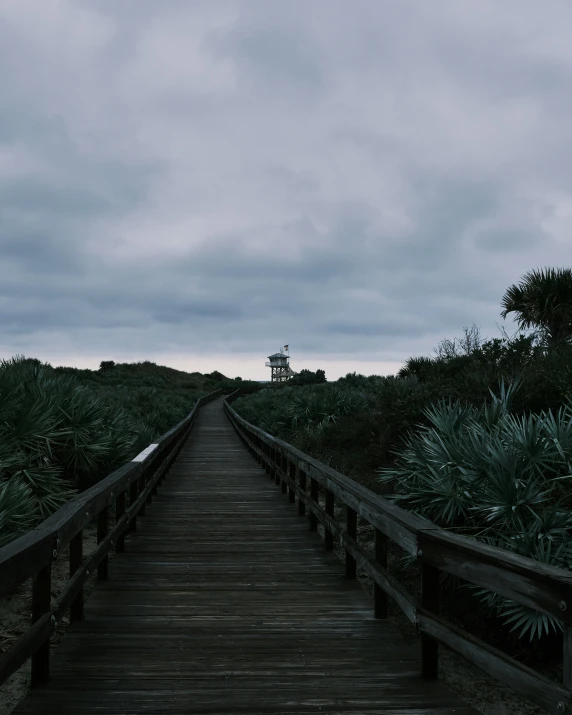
[226,404,434,555]
[310,478,319,531]
[418,528,572,625]
[12,396,479,715]
[31,564,51,687]
[0,612,54,687]
[69,531,83,622]
[0,390,222,599]
[288,461,296,504]
[325,490,334,551]
[346,507,357,579]
[375,528,388,619]
[45,463,139,554]
[421,563,440,680]
[97,508,109,580]
[0,530,56,598]
[417,608,571,715]
[298,469,306,517]
[115,491,126,553]
[228,401,572,620]
[273,470,419,626]
[51,476,158,625]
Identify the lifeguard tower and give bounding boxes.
[265,345,297,383]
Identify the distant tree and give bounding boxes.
[501,267,572,347]
[99,361,115,371]
[208,370,226,382]
[433,324,483,361]
[234,376,243,381]
[338,372,369,387]
[290,368,326,386]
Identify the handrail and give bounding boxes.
[224,387,572,715]
[0,388,223,689]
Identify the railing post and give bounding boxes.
[257,437,263,465]
[374,528,388,618]
[97,507,109,580]
[421,560,440,679]
[151,475,159,495]
[288,462,296,503]
[138,472,146,516]
[31,562,52,688]
[298,469,306,516]
[325,489,334,550]
[128,477,138,532]
[265,443,271,475]
[146,467,153,503]
[115,490,126,552]
[310,478,319,531]
[281,454,287,493]
[70,531,84,622]
[275,449,281,487]
[346,507,357,578]
[157,453,165,488]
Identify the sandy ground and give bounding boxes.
[1,507,552,715]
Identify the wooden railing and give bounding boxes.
[0,388,223,689]
[225,388,572,715]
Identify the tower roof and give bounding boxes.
[267,352,288,359]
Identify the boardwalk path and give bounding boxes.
[13,397,478,714]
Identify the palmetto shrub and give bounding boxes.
[377,377,572,642]
[0,356,208,547]
[236,369,572,643]
[234,383,373,443]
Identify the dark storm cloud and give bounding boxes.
[0,0,571,372]
[214,22,326,96]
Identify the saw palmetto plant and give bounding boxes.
[234,383,372,442]
[377,377,572,642]
[0,356,210,547]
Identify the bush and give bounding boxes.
[377,377,572,642]
[232,326,572,645]
[289,368,327,386]
[0,357,221,546]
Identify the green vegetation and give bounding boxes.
[500,266,572,347]
[378,378,572,641]
[289,368,327,386]
[233,267,572,646]
[0,357,257,547]
[3,265,571,649]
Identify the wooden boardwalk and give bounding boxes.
[13,397,478,714]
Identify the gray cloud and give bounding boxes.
[1,0,571,376]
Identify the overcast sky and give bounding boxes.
[1,1,571,381]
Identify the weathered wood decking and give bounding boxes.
[12,397,478,714]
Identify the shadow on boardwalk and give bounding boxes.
[12,397,478,714]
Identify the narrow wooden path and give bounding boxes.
[13,397,478,714]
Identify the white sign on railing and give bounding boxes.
[131,444,159,463]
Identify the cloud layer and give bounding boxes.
[1,0,571,378]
